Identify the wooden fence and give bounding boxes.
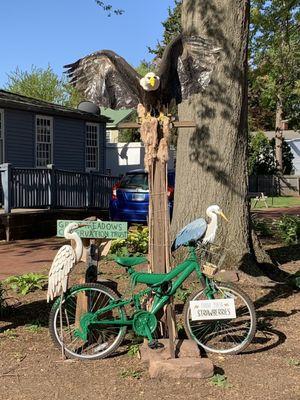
[249,175,300,196]
[0,164,118,213]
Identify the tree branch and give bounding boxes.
[94,1,124,16]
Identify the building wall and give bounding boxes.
[98,123,106,173]
[54,117,85,171]
[2,108,106,173]
[286,139,300,175]
[106,129,119,143]
[5,109,35,167]
[105,142,176,176]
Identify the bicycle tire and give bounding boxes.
[183,282,257,355]
[49,283,127,360]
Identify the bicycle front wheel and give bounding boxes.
[49,283,127,360]
[183,283,257,355]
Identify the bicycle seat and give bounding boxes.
[115,256,148,268]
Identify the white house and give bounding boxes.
[263,130,300,175]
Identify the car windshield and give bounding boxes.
[119,173,148,190]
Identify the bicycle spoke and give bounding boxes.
[185,283,256,354]
[50,285,126,360]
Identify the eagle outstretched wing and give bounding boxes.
[64,50,143,109]
[47,245,76,302]
[159,35,221,106]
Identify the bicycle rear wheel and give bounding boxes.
[183,283,256,355]
[49,283,127,360]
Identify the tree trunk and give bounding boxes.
[171,0,270,273]
[275,97,284,173]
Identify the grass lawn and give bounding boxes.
[251,196,300,209]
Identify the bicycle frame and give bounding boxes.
[72,246,218,340]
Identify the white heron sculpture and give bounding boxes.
[172,205,228,251]
[47,222,85,302]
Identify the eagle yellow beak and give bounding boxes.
[149,76,156,87]
[219,211,229,222]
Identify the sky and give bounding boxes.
[0,0,175,87]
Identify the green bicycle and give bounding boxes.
[49,243,257,360]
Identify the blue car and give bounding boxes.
[109,169,175,223]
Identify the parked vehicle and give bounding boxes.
[109,169,175,223]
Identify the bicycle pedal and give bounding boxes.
[148,340,165,350]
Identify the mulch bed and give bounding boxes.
[0,240,299,400]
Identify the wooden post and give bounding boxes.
[0,163,12,214]
[47,164,56,209]
[86,172,93,209]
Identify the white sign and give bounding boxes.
[190,298,236,321]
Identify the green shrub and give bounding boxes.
[251,216,272,237]
[0,281,8,316]
[275,215,300,244]
[110,226,149,256]
[5,273,47,295]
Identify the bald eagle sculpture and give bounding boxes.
[64,35,221,113]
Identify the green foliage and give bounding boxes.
[249,1,300,130]
[135,60,156,76]
[110,226,149,256]
[94,1,124,16]
[248,131,294,175]
[5,273,47,295]
[118,111,140,143]
[288,270,300,289]
[269,138,294,175]
[248,131,277,175]
[127,343,140,358]
[5,65,83,108]
[174,287,193,302]
[120,368,143,380]
[1,329,18,339]
[210,374,232,389]
[275,215,300,244]
[0,282,8,317]
[288,358,300,367]
[148,0,182,58]
[25,323,43,334]
[251,216,272,237]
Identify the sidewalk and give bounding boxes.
[1,206,300,280]
[0,237,66,280]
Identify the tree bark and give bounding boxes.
[171,0,271,273]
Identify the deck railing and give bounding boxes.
[0,164,118,213]
[1,164,299,214]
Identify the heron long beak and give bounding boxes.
[149,76,156,87]
[77,223,88,228]
[219,211,229,222]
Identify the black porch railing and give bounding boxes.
[0,164,118,213]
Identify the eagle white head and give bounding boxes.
[140,72,160,92]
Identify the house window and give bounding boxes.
[106,129,111,143]
[86,123,99,171]
[36,115,53,167]
[0,109,4,164]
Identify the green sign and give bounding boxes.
[57,220,128,239]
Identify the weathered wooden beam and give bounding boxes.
[172,121,197,128]
[117,121,196,130]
